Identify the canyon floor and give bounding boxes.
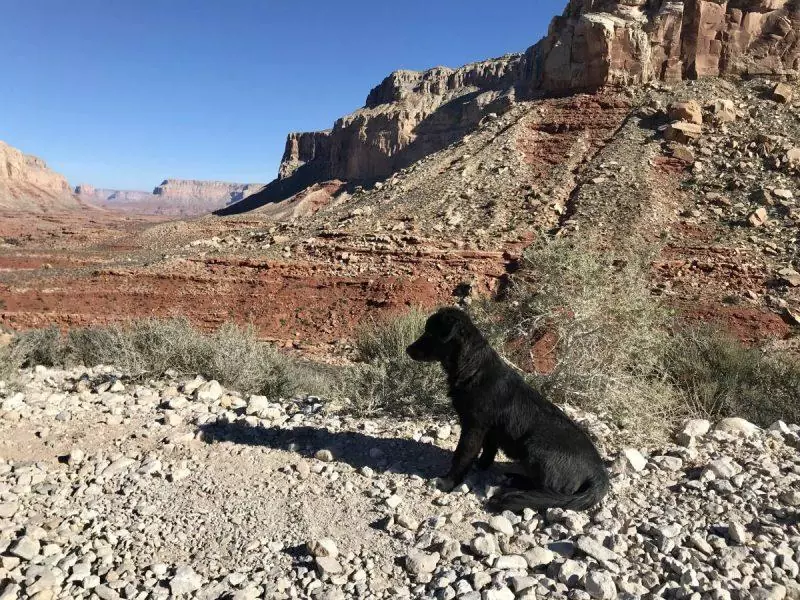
[1,366,799,600]
[1,78,799,358]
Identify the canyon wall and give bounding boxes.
[0,141,82,211]
[233,0,798,215]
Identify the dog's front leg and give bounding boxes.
[439,425,487,491]
[477,430,499,470]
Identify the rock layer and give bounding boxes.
[0,141,82,211]
[232,0,799,215]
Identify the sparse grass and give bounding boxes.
[666,326,800,426]
[8,318,330,399]
[341,309,449,417]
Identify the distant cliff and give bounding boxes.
[0,140,83,211]
[76,179,264,216]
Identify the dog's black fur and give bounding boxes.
[406,307,609,512]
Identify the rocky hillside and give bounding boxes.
[0,141,85,212]
[0,365,798,599]
[76,180,264,217]
[225,0,799,214]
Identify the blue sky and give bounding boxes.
[0,1,564,191]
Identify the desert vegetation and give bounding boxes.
[2,238,798,444]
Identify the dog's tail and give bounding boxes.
[492,471,610,513]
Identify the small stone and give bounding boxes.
[616,448,647,473]
[308,538,338,558]
[0,502,19,519]
[727,519,748,544]
[672,145,696,163]
[715,417,759,436]
[494,555,527,570]
[315,449,334,462]
[664,121,702,143]
[194,380,223,402]
[709,98,737,123]
[315,557,342,577]
[779,489,800,507]
[404,551,439,576]
[705,457,743,479]
[748,207,768,227]
[751,584,787,600]
[576,536,619,562]
[385,494,402,509]
[669,100,703,124]
[777,268,800,287]
[488,515,514,536]
[68,448,85,465]
[677,419,711,446]
[524,546,555,567]
[10,536,40,560]
[470,535,498,557]
[772,83,794,104]
[481,586,514,600]
[507,576,536,594]
[585,571,617,600]
[170,566,203,596]
[559,559,587,587]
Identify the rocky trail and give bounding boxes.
[1,366,799,599]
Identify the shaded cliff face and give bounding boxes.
[0,141,83,211]
[76,179,265,216]
[226,0,798,216]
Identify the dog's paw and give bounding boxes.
[435,477,456,493]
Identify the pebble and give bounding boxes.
[170,566,203,596]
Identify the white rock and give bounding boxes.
[615,448,647,472]
[385,494,403,509]
[308,538,338,558]
[715,417,759,437]
[101,457,136,478]
[676,418,711,445]
[194,380,223,402]
[559,559,587,587]
[404,551,439,576]
[315,449,334,462]
[524,546,555,567]
[0,502,19,519]
[10,536,40,560]
[705,457,743,479]
[470,534,498,557]
[727,519,748,543]
[494,555,527,570]
[482,586,514,600]
[488,515,514,536]
[585,571,617,599]
[315,556,342,576]
[170,565,203,596]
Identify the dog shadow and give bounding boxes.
[196,419,453,479]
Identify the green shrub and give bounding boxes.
[342,309,449,416]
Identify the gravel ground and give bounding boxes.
[1,366,799,599]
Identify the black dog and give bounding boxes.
[406,307,609,511]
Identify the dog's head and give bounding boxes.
[406,307,473,363]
